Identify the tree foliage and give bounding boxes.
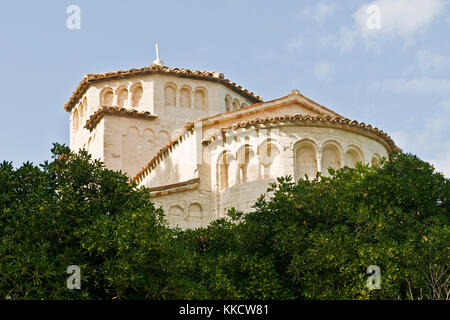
[0,145,448,299]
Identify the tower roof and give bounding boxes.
[64,64,263,112]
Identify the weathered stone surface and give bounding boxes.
[67,64,398,229]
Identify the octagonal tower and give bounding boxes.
[65,62,262,178]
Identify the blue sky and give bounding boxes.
[0,0,449,176]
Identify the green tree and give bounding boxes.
[0,146,448,300]
[0,144,168,299]
[203,152,449,299]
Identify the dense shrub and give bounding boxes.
[0,145,448,299]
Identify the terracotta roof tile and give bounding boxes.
[84,106,157,131]
[65,64,263,112]
[132,114,400,184]
[147,178,200,197]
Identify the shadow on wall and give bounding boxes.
[122,126,171,178]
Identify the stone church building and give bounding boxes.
[65,56,399,229]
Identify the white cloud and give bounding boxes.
[287,36,303,52]
[389,99,450,177]
[289,2,336,51]
[300,2,336,22]
[314,2,336,22]
[438,98,450,110]
[341,0,446,50]
[372,77,450,94]
[391,129,450,177]
[313,61,336,82]
[339,27,357,51]
[318,34,336,47]
[391,130,409,150]
[416,49,449,72]
[426,150,450,177]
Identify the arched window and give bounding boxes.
[321,143,341,177]
[236,146,258,184]
[157,130,170,147]
[164,84,177,106]
[142,128,155,143]
[131,85,143,107]
[232,99,240,110]
[345,148,363,168]
[217,151,234,190]
[82,97,88,118]
[168,206,184,224]
[79,102,84,123]
[371,154,381,167]
[259,141,281,179]
[194,88,207,109]
[117,88,128,107]
[241,103,248,108]
[73,109,79,131]
[225,95,232,111]
[180,87,191,108]
[187,203,203,222]
[295,141,318,180]
[100,88,113,106]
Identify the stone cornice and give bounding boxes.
[84,106,158,131]
[133,114,400,185]
[202,114,401,154]
[65,64,263,112]
[147,178,200,196]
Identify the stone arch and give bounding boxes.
[82,97,88,118]
[126,126,140,136]
[116,86,129,107]
[131,83,143,107]
[216,150,235,190]
[143,128,156,154]
[79,102,84,123]
[294,139,318,180]
[180,86,192,108]
[157,130,170,147]
[73,108,79,131]
[168,205,184,224]
[100,87,114,106]
[232,99,240,110]
[321,140,343,177]
[225,95,232,111]
[345,146,363,168]
[258,138,282,179]
[187,203,203,222]
[236,144,258,184]
[241,102,248,108]
[142,128,155,142]
[164,82,177,107]
[371,153,381,167]
[194,87,208,110]
[122,126,156,178]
